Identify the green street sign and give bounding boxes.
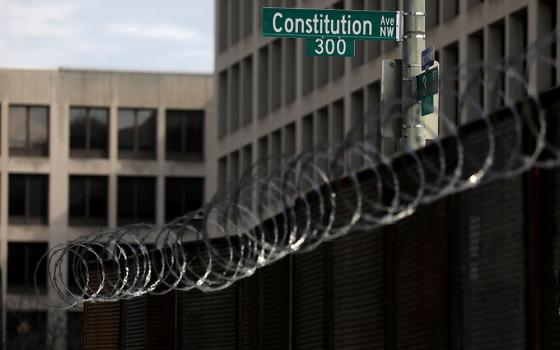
[416,66,439,116]
[417,66,439,99]
[306,38,355,57]
[262,7,401,41]
[421,95,434,116]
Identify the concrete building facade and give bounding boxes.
[0,68,213,348]
[213,0,560,190]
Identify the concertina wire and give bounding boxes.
[36,29,560,309]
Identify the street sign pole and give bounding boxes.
[402,0,426,151]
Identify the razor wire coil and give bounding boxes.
[36,30,560,309]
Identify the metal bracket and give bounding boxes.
[402,33,426,39]
[402,11,426,16]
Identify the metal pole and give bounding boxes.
[402,0,426,150]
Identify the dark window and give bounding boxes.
[69,176,108,226]
[9,174,48,225]
[7,311,47,348]
[118,177,156,225]
[8,242,47,294]
[118,109,156,159]
[165,177,204,222]
[166,110,204,161]
[9,106,49,157]
[70,107,109,158]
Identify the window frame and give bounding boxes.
[165,109,205,161]
[118,108,157,160]
[117,176,156,225]
[165,177,204,222]
[69,106,109,158]
[68,175,109,227]
[9,174,48,225]
[7,242,48,294]
[9,105,49,157]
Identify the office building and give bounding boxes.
[213,0,559,188]
[0,68,213,348]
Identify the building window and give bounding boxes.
[7,311,47,348]
[165,177,204,222]
[118,177,156,225]
[8,242,47,294]
[118,108,156,159]
[70,107,109,158]
[9,105,49,157]
[9,174,48,225]
[69,176,108,226]
[166,110,204,161]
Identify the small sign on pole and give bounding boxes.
[416,66,439,116]
[421,46,435,71]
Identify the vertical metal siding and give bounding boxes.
[178,287,238,349]
[147,294,175,350]
[123,296,148,350]
[544,157,560,348]
[331,229,385,349]
[292,247,326,350]
[261,258,291,350]
[460,177,527,350]
[394,200,449,350]
[83,302,122,350]
[240,275,259,350]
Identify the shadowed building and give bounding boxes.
[0,68,213,349]
[212,0,559,190]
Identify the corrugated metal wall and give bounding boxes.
[395,200,449,350]
[178,287,238,349]
[292,247,327,350]
[84,169,560,350]
[331,229,384,349]
[123,295,147,349]
[84,90,560,349]
[84,302,122,350]
[460,178,526,350]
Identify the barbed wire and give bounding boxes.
[36,29,560,309]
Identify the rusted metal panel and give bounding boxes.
[84,301,122,350]
[147,294,175,350]
[543,113,560,349]
[123,296,148,350]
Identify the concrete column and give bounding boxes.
[295,117,303,154]
[49,102,69,243]
[1,99,9,349]
[108,105,118,227]
[156,106,166,225]
[48,76,69,350]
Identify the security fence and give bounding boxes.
[82,86,560,349]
